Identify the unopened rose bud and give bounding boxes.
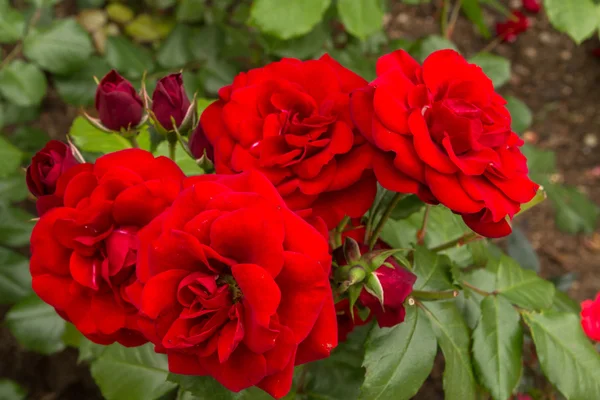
[522,0,541,14]
[188,124,214,161]
[152,73,191,131]
[95,70,144,131]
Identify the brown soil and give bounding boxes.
[2,1,599,399]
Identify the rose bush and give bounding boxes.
[29,149,184,345]
[130,171,337,397]
[200,55,376,229]
[350,49,539,237]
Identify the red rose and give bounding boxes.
[581,293,600,341]
[188,124,214,161]
[29,149,184,346]
[95,70,144,131]
[522,0,541,14]
[152,73,191,131]
[131,171,337,398]
[26,140,79,216]
[496,11,529,43]
[350,50,539,238]
[200,55,376,229]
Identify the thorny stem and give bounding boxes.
[461,281,493,297]
[429,231,480,253]
[440,0,449,37]
[365,192,384,243]
[479,34,505,54]
[416,205,431,245]
[411,289,459,301]
[369,193,404,251]
[331,216,351,249]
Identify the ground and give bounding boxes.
[1,1,599,399]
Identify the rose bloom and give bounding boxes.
[496,11,530,43]
[130,171,337,398]
[350,50,539,237]
[95,70,144,132]
[581,293,600,341]
[29,149,184,345]
[26,140,79,216]
[200,55,376,229]
[152,73,191,131]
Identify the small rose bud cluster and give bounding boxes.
[495,0,541,43]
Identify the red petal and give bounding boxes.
[141,269,189,319]
[232,264,281,326]
[200,345,267,392]
[295,294,337,364]
[425,168,484,214]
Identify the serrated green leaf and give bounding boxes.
[505,96,532,134]
[62,322,83,348]
[521,145,556,182]
[337,0,383,40]
[91,343,176,400]
[461,0,491,38]
[0,60,48,107]
[551,290,580,313]
[250,0,331,40]
[0,136,23,178]
[469,52,510,88]
[24,19,94,74]
[265,23,328,59]
[360,306,436,400]
[524,311,600,399]
[188,25,222,62]
[0,103,40,128]
[156,24,194,69]
[414,35,458,62]
[328,45,377,81]
[545,184,599,234]
[0,247,32,304]
[8,126,48,155]
[55,56,111,106]
[472,296,522,400]
[0,379,26,400]
[168,374,274,400]
[154,141,202,175]
[78,337,107,363]
[507,227,540,273]
[0,204,33,247]
[544,0,597,44]
[421,301,477,400]
[0,173,29,203]
[105,36,155,79]
[491,256,555,310]
[413,246,454,291]
[5,294,66,354]
[0,0,25,44]
[69,116,131,154]
[390,194,425,220]
[199,60,237,95]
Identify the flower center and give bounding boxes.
[217,274,242,303]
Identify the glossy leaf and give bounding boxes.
[24,18,94,74]
[524,311,600,399]
[461,0,490,38]
[0,204,34,248]
[69,117,131,154]
[0,0,25,43]
[544,0,597,44]
[176,0,205,23]
[490,256,555,310]
[105,36,155,79]
[169,374,273,399]
[470,53,510,88]
[266,23,328,59]
[337,0,383,40]
[0,136,23,178]
[472,296,522,400]
[413,246,454,291]
[360,306,436,400]
[5,294,66,355]
[505,96,532,134]
[507,227,540,273]
[90,343,177,400]
[0,379,26,400]
[154,141,202,175]
[0,247,32,304]
[421,301,477,400]
[0,60,48,107]
[0,173,28,203]
[414,35,458,62]
[55,56,111,106]
[156,24,194,69]
[249,0,331,40]
[546,184,599,234]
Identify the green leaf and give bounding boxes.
[524,311,600,399]
[507,227,540,273]
[106,3,135,24]
[156,24,194,69]
[78,337,107,363]
[69,116,131,154]
[421,301,477,400]
[543,0,598,44]
[461,0,491,38]
[155,141,202,175]
[469,53,510,88]
[0,247,32,304]
[505,96,532,134]
[329,45,377,81]
[265,23,328,59]
[169,374,274,399]
[8,126,49,155]
[472,296,522,400]
[545,184,599,234]
[414,35,458,62]
[249,0,332,40]
[490,256,555,310]
[24,19,94,74]
[188,25,222,62]
[124,14,167,42]
[413,246,454,291]
[62,322,83,348]
[105,36,155,79]
[5,294,66,354]
[0,173,29,203]
[0,204,33,247]
[0,103,40,128]
[55,56,111,106]
[390,194,425,220]
[0,136,23,178]
[90,343,177,400]
[0,379,26,400]
[0,60,48,106]
[0,0,25,43]
[337,0,383,40]
[199,60,237,95]
[176,0,205,22]
[521,145,556,181]
[360,306,436,400]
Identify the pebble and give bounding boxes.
[395,13,409,25]
[524,47,537,58]
[584,134,598,148]
[539,32,553,44]
[560,50,572,61]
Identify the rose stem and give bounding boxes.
[368,192,404,250]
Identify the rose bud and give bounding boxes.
[152,73,192,131]
[188,124,214,161]
[581,293,600,341]
[522,0,541,14]
[95,70,144,132]
[496,11,530,43]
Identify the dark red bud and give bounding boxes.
[26,140,79,198]
[522,0,541,14]
[152,73,191,131]
[189,124,214,161]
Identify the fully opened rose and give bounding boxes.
[29,149,184,345]
[200,55,376,229]
[350,49,539,237]
[131,171,337,397]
